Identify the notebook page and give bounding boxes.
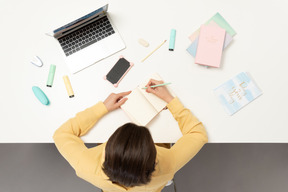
[121,88,158,126]
[138,73,174,112]
[122,108,140,125]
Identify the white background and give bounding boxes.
[1,0,288,143]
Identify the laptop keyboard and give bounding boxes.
[58,16,115,56]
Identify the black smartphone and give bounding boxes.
[105,57,133,87]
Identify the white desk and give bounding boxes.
[1,0,288,143]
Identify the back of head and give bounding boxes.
[102,123,156,187]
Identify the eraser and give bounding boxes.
[32,86,50,105]
[31,56,43,67]
[138,38,149,47]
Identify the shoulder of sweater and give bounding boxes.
[154,146,175,175]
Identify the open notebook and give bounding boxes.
[121,73,174,126]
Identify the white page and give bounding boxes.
[138,73,174,112]
[138,86,167,112]
[121,88,158,126]
[122,108,141,125]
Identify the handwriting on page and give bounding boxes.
[228,82,248,104]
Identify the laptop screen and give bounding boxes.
[53,4,108,36]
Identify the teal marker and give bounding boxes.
[142,82,172,89]
[169,29,176,51]
[47,64,56,87]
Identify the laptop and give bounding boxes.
[53,4,125,74]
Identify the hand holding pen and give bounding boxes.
[145,79,174,103]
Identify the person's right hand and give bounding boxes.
[103,91,131,112]
[145,79,174,103]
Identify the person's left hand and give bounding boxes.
[103,91,131,112]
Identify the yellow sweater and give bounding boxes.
[53,97,208,192]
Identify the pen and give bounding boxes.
[142,82,172,89]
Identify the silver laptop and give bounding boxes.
[53,4,125,74]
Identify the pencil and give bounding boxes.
[142,82,172,89]
[141,40,167,62]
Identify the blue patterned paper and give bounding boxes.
[214,72,262,115]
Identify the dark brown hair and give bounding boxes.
[102,123,156,187]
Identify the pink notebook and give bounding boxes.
[195,25,226,68]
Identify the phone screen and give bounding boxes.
[106,58,130,84]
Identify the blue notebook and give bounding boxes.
[214,72,262,115]
[186,37,199,57]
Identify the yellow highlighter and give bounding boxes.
[63,75,74,98]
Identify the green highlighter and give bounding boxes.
[47,64,56,87]
[169,29,176,51]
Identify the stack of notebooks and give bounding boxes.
[187,13,236,68]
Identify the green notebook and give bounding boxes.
[189,12,236,42]
[207,12,236,36]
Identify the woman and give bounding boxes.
[53,79,208,192]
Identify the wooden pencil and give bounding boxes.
[141,40,167,62]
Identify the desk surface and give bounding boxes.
[1,0,288,143]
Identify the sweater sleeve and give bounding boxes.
[166,97,208,172]
[53,102,108,170]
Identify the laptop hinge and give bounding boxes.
[55,12,106,39]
